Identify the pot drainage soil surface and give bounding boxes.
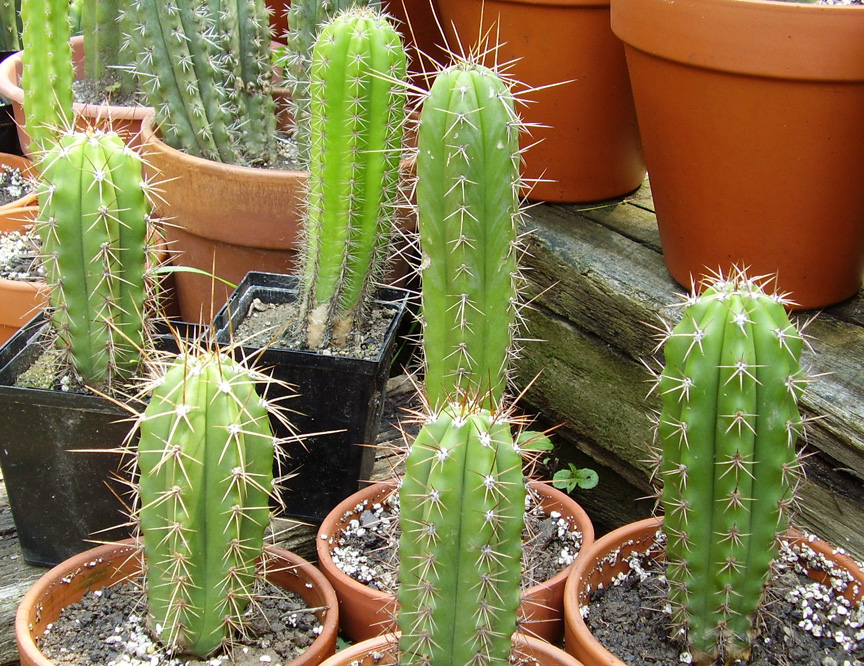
[0,223,39,281]
[38,581,323,666]
[0,163,33,207]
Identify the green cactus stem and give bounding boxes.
[82,0,136,97]
[656,271,807,664]
[137,350,275,657]
[0,0,21,52]
[20,0,73,155]
[417,63,522,411]
[284,0,381,167]
[36,128,151,386]
[299,6,406,349]
[398,404,525,666]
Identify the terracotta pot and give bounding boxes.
[0,152,36,210]
[384,0,445,87]
[0,206,46,345]
[562,518,864,666]
[435,0,645,203]
[16,540,340,666]
[0,36,151,157]
[318,630,586,666]
[140,111,308,324]
[316,479,595,643]
[612,0,864,310]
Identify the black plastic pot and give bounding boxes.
[213,271,410,522]
[0,51,21,156]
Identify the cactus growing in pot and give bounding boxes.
[82,0,136,98]
[654,269,808,664]
[398,402,526,666]
[298,6,407,349]
[416,61,524,411]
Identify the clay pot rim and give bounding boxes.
[15,538,340,666]
[0,205,43,295]
[0,37,152,121]
[316,478,596,601]
[611,0,864,82]
[458,0,614,8]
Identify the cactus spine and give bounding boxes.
[300,7,406,349]
[137,351,275,657]
[656,271,806,664]
[129,0,276,165]
[0,0,21,51]
[417,63,522,411]
[19,0,73,155]
[36,129,151,386]
[398,404,525,666]
[285,0,381,166]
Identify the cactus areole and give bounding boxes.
[137,352,275,657]
[657,273,806,664]
[398,405,525,666]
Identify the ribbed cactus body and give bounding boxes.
[300,7,406,349]
[137,352,275,657]
[130,0,275,164]
[0,0,21,51]
[82,0,136,96]
[657,274,805,663]
[20,0,73,154]
[417,64,521,411]
[285,0,381,166]
[398,406,525,666]
[36,129,150,386]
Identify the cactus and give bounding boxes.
[36,128,151,387]
[284,0,381,166]
[0,0,21,51]
[417,63,523,411]
[398,404,525,666]
[655,270,807,664]
[82,0,136,97]
[299,7,407,349]
[129,0,276,165]
[136,350,276,657]
[19,0,73,155]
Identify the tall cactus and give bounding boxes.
[129,0,276,165]
[284,0,381,167]
[0,0,21,51]
[82,0,136,97]
[19,0,73,155]
[299,7,406,349]
[36,128,151,387]
[136,350,275,657]
[417,63,522,411]
[398,404,525,666]
[655,271,807,664]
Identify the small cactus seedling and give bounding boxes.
[135,348,278,657]
[19,0,73,155]
[416,62,524,411]
[284,0,381,167]
[299,6,407,349]
[36,128,154,387]
[655,270,807,664]
[398,403,525,666]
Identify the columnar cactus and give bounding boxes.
[299,7,406,349]
[129,0,276,165]
[417,63,523,411]
[136,350,276,657]
[36,129,151,386]
[655,271,807,664]
[0,0,21,51]
[82,0,136,97]
[19,0,73,154]
[285,0,381,166]
[398,404,525,666]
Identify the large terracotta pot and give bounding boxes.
[0,36,151,157]
[435,0,645,203]
[319,631,585,666]
[0,206,46,345]
[16,540,340,666]
[316,479,595,643]
[140,112,307,324]
[612,0,864,310]
[563,518,864,666]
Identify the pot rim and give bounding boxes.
[611,0,864,82]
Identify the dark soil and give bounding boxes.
[234,298,397,362]
[328,485,585,594]
[584,535,864,665]
[38,581,324,666]
[0,162,34,207]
